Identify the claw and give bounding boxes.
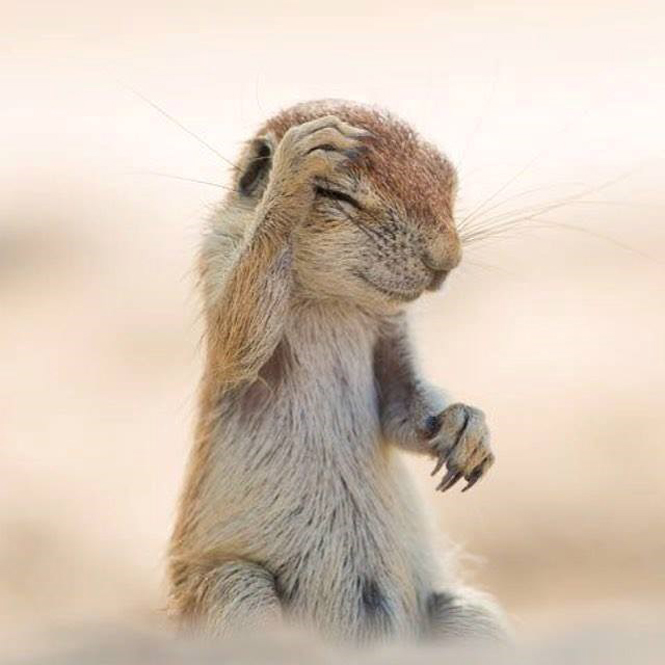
[430,455,445,477]
[461,468,483,493]
[437,469,462,492]
[343,146,368,160]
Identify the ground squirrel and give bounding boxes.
[168,100,506,644]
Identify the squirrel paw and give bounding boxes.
[270,115,370,196]
[426,403,495,493]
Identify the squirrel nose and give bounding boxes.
[423,231,462,274]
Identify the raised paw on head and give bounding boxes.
[271,114,371,193]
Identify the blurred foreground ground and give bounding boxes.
[1,0,664,658]
[4,624,665,665]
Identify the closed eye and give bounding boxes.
[314,186,362,210]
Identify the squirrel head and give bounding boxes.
[231,99,461,310]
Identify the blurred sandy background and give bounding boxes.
[2,0,664,658]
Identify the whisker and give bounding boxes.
[462,201,572,243]
[531,218,661,263]
[464,213,661,264]
[555,199,662,209]
[462,199,578,240]
[124,84,240,170]
[457,182,585,232]
[458,105,612,226]
[254,74,266,115]
[463,259,521,279]
[465,196,661,237]
[133,170,233,190]
[456,61,501,172]
[463,225,538,247]
[460,163,655,243]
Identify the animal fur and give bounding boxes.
[168,100,505,644]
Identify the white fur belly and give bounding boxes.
[200,308,436,638]
[206,395,432,640]
[274,452,431,641]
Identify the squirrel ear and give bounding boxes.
[238,136,274,196]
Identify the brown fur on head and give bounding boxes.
[231,99,462,308]
[260,100,458,224]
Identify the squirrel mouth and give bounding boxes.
[426,269,449,291]
[355,272,423,303]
